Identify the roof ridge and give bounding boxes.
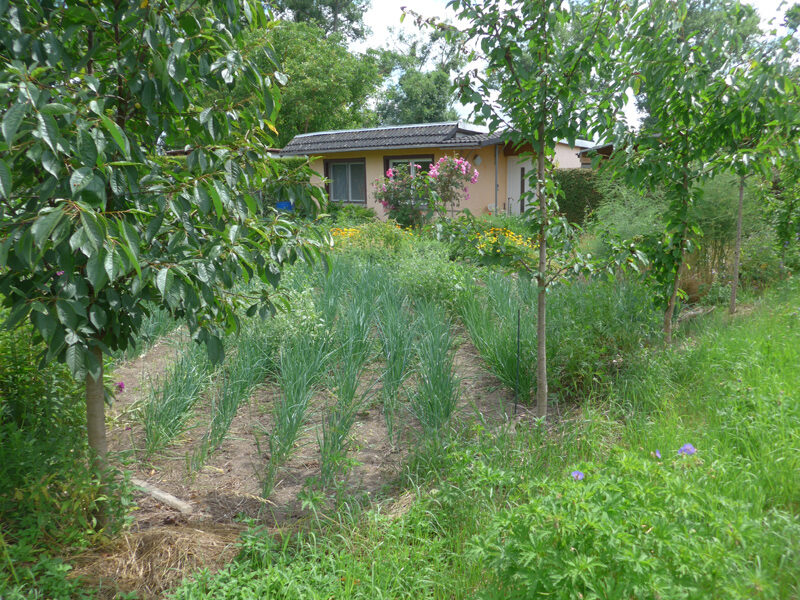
[290,121,490,139]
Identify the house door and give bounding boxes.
[519,167,525,214]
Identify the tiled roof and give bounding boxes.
[280,122,503,156]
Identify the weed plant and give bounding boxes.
[0,320,132,598]
[459,274,660,404]
[410,302,460,437]
[141,341,211,455]
[260,334,331,498]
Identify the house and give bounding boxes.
[280,122,593,217]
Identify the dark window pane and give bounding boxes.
[331,163,348,201]
[349,162,366,202]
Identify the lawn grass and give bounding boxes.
[169,276,800,600]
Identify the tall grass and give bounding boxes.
[459,274,660,404]
[460,285,535,402]
[617,278,800,512]
[410,302,459,437]
[190,326,278,471]
[313,259,353,327]
[259,334,330,498]
[141,342,211,455]
[376,286,416,443]
[317,278,381,489]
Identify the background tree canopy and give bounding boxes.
[376,29,466,125]
[242,22,381,146]
[269,0,371,40]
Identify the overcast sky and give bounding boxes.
[354,0,795,126]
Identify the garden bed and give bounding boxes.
[85,326,517,598]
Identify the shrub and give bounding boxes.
[434,215,538,271]
[0,319,132,597]
[474,449,800,599]
[553,168,604,225]
[394,240,479,309]
[328,203,377,226]
[374,157,479,226]
[329,221,413,259]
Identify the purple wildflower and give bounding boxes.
[655,449,662,459]
[678,443,696,456]
[570,470,585,481]
[56,270,65,276]
[115,381,125,393]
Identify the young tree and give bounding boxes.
[709,48,800,314]
[0,0,327,491]
[634,0,762,129]
[438,0,632,418]
[611,0,757,342]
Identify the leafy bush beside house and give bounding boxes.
[553,168,604,225]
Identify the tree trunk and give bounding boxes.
[86,344,108,527]
[535,124,548,419]
[729,175,745,315]
[663,254,683,344]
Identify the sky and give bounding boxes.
[354,0,795,126]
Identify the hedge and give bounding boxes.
[553,168,604,225]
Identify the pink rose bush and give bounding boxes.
[373,156,480,227]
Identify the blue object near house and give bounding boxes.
[275,201,294,211]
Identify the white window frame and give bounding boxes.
[388,157,434,176]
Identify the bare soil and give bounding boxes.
[75,326,521,598]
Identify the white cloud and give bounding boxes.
[351,0,458,54]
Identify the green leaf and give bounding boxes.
[79,210,105,251]
[99,114,131,159]
[40,103,74,115]
[32,310,57,343]
[78,130,98,167]
[156,268,170,295]
[55,299,78,330]
[31,206,64,248]
[4,302,30,331]
[207,183,224,218]
[37,112,59,154]
[2,102,27,146]
[89,305,107,329]
[65,343,86,380]
[70,167,94,195]
[41,151,61,178]
[86,251,108,291]
[206,334,224,364]
[0,159,12,199]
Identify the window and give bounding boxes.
[383,155,435,177]
[325,159,366,203]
